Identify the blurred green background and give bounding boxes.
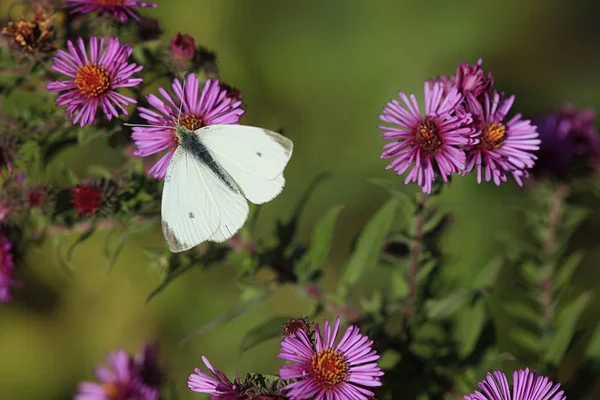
[2,0,600,398]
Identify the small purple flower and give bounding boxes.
[464,368,566,400]
[463,92,540,186]
[47,36,143,127]
[0,231,20,304]
[532,104,600,178]
[74,349,160,400]
[379,82,477,194]
[427,59,494,103]
[65,0,157,23]
[277,316,383,400]
[188,355,242,398]
[131,75,245,179]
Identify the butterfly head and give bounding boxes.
[174,123,195,143]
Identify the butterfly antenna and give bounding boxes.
[176,70,188,127]
[123,122,173,129]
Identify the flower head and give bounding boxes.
[70,179,119,217]
[188,355,242,398]
[134,342,164,390]
[454,59,494,101]
[0,231,20,304]
[47,36,143,127]
[65,0,157,22]
[464,368,566,400]
[1,7,55,59]
[379,82,476,194]
[282,316,312,338]
[278,316,383,400]
[131,75,245,179]
[463,92,540,186]
[75,348,160,400]
[532,105,600,179]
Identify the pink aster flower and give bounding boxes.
[463,92,540,186]
[188,355,242,398]
[379,82,477,194]
[277,316,383,400]
[47,36,143,127]
[65,0,157,22]
[75,349,160,400]
[131,75,244,179]
[0,232,20,303]
[464,368,566,400]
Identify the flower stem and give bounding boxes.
[540,183,568,330]
[402,192,427,328]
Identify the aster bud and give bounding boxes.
[170,32,196,60]
[281,316,312,338]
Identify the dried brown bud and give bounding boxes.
[1,7,55,59]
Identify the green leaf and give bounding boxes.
[521,261,543,285]
[87,165,114,180]
[296,204,344,282]
[422,208,446,234]
[239,316,289,354]
[503,301,542,327]
[105,218,158,274]
[543,291,593,365]
[455,299,487,358]
[65,226,96,263]
[425,289,472,320]
[178,285,273,346]
[554,250,584,290]
[585,322,600,360]
[339,198,397,296]
[389,266,408,300]
[472,257,503,290]
[509,327,543,353]
[368,177,415,201]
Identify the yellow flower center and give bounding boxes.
[75,64,111,98]
[310,349,349,388]
[414,119,443,153]
[479,123,506,150]
[102,382,123,400]
[178,114,204,130]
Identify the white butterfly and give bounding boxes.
[159,123,293,252]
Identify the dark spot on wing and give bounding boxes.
[162,220,185,251]
[165,174,171,182]
[189,212,195,219]
[256,152,262,157]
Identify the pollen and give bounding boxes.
[310,349,349,388]
[480,123,506,150]
[414,119,443,153]
[102,382,123,400]
[179,114,204,130]
[75,64,111,98]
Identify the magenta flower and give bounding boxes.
[65,0,157,22]
[427,59,494,103]
[131,75,244,179]
[74,349,160,400]
[188,355,242,398]
[532,104,600,179]
[464,368,566,400]
[0,231,20,303]
[47,36,143,127]
[277,316,383,400]
[379,82,477,194]
[463,92,540,186]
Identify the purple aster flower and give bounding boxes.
[188,355,242,398]
[64,0,157,22]
[131,75,244,179]
[463,92,540,186]
[75,349,160,400]
[532,104,600,179]
[277,316,383,400]
[0,231,20,303]
[47,36,143,127]
[427,59,494,102]
[379,82,477,194]
[464,368,566,400]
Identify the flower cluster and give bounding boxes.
[188,316,383,400]
[380,59,541,193]
[75,343,164,399]
[463,368,566,400]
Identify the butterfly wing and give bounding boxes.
[161,144,249,252]
[199,125,293,204]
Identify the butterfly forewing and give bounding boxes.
[199,125,293,204]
